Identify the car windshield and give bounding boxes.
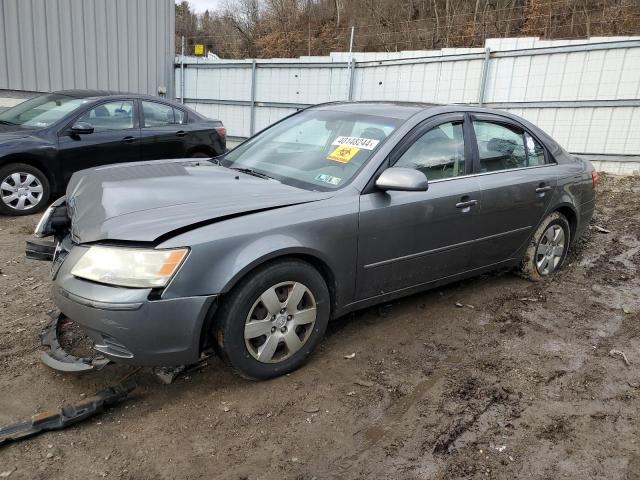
[0,94,89,128]
[220,109,401,190]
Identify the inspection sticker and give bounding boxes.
[315,173,342,186]
[332,136,380,150]
[327,145,360,163]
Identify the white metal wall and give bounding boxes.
[0,0,175,96]
[178,37,640,155]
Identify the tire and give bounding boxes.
[189,151,211,158]
[520,211,571,281]
[0,163,51,216]
[213,259,330,380]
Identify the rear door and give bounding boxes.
[57,99,140,183]
[469,113,558,268]
[139,100,189,159]
[357,114,484,300]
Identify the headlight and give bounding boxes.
[71,246,188,288]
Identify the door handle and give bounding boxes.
[122,136,136,144]
[535,185,552,194]
[176,130,186,137]
[456,200,478,211]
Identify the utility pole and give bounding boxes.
[347,26,355,101]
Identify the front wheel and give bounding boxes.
[213,259,330,380]
[0,163,50,216]
[520,211,570,281]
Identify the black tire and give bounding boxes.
[189,151,211,158]
[213,259,330,380]
[520,211,571,281]
[0,163,51,216]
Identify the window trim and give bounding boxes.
[59,98,139,135]
[140,100,185,128]
[468,113,556,175]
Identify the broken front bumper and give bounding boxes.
[40,312,111,372]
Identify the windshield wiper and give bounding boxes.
[228,167,275,180]
[0,120,17,126]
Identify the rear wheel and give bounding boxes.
[213,259,330,380]
[0,163,50,216]
[520,211,570,281]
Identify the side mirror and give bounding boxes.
[70,122,94,135]
[375,167,429,192]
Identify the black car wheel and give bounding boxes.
[0,163,50,216]
[213,259,330,380]
[520,211,570,281]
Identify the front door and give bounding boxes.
[468,114,558,268]
[356,114,483,300]
[57,99,140,183]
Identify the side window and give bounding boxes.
[174,108,187,125]
[473,121,527,171]
[525,132,546,166]
[394,121,465,180]
[77,101,134,131]
[142,101,176,127]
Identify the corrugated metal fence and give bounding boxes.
[0,0,175,96]
[177,37,640,156]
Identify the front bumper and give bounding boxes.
[49,245,218,367]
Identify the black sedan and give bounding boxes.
[0,90,226,215]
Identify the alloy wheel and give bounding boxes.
[535,224,565,275]
[0,172,44,211]
[244,281,317,363]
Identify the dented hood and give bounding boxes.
[66,159,332,243]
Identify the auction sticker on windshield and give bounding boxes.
[332,136,380,150]
[327,146,360,163]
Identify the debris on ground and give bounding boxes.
[592,225,611,234]
[354,379,374,388]
[0,382,136,446]
[344,353,356,359]
[609,349,631,367]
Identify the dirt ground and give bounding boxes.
[0,174,639,480]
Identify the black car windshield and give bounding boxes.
[0,94,89,128]
[220,110,401,190]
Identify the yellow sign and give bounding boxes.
[327,146,360,164]
[194,44,204,55]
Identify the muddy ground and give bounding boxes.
[0,174,639,480]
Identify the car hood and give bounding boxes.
[66,159,333,243]
[0,124,34,142]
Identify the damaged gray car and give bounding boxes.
[28,102,597,380]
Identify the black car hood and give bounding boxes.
[0,124,34,142]
[66,159,333,243]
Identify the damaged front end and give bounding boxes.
[26,196,70,262]
[40,312,111,372]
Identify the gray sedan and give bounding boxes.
[31,102,596,379]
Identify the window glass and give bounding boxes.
[142,101,176,127]
[0,94,89,128]
[221,110,401,191]
[77,101,134,131]
[525,132,545,166]
[473,121,527,171]
[174,108,186,125]
[394,121,465,180]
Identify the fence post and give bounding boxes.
[180,36,185,104]
[348,58,356,101]
[477,47,491,106]
[250,60,257,136]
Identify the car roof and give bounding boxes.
[51,90,200,115]
[311,101,440,120]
